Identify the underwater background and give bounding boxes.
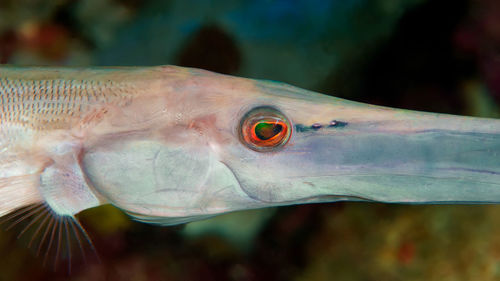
[1,0,500,280]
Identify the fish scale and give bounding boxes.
[0,77,121,131]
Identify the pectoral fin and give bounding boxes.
[39,151,103,216]
[1,149,101,269]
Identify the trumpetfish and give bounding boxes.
[0,65,498,262]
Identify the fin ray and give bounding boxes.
[0,187,41,220]
[1,204,98,272]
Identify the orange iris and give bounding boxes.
[239,107,291,152]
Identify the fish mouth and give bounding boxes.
[289,194,375,205]
[124,209,216,225]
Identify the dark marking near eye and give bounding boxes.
[311,123,322,130]
[328,120,348,128]
[295,120,348,132]
[294,124,312,132]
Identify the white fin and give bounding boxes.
[0,147,101,271]
[40,159,102,216]
[0,151,49,217]
[36,138,104,217]
[0,174,42,217]
[1,204,99,272]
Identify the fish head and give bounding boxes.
[81,66,500,224]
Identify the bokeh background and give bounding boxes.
[1,0,500,280]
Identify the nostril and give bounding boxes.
[311,123,322,130]
[328,120,348,128]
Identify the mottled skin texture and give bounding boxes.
[0,65,499,226]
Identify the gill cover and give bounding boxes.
[81,138,256,224]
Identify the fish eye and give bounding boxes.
[239,106,292,152]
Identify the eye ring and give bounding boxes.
[239,106,292,152]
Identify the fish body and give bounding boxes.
[0,65,499,228]
[0,66,162,217]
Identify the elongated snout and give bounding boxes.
[225,83,500,205]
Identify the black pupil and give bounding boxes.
[255,122,283,140]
